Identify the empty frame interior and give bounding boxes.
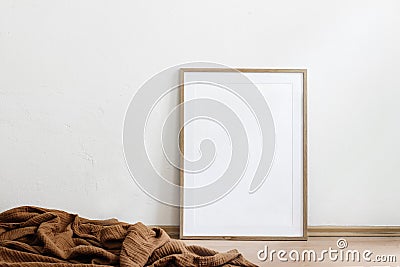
[180,69,307,240]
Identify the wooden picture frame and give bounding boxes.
[179,68,307,240]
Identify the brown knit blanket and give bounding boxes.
[0,206,257,266]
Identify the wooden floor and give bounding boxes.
[185,237,400,266]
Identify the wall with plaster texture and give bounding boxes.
[0,0,399,226]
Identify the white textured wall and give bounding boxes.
[0,0,399,226]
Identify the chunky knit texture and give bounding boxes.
[0,206,257,266]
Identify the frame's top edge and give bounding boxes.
[180,68,307,73]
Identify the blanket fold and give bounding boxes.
[0,206,257,267]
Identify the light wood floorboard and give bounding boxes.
[185,237,400,266]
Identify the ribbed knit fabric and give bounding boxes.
[0,206,257,266]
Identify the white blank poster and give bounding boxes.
[181,69,306,239]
